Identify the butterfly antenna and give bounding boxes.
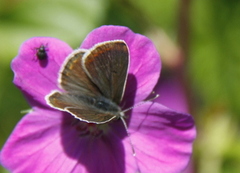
[120,116,141,173]
[122,94,159,114]
[120,116,136,156]
[120,94,159,173]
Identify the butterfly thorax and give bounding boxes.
[63,94,123,123]
[74,94,121,114]
[94,97,119,111]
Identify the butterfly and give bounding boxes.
[46,40,129,124]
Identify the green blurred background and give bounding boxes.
[0,0,240,172]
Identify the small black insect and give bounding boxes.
[36,45,48,60]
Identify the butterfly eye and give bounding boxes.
[95,101,108,111]
[92,98,120,113]
[88,97,108,111]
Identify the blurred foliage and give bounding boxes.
[0,0,240,172]
[190,0,240,115]
[190,0,240,173]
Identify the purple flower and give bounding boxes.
[154,75,194,173]
[155,76,189,113]
[0,25,196,173]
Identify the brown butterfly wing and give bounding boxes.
[82,40,129,104]
[47,91,117,123]
[65,108,116,123]
[59,49,101,97]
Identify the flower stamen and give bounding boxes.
[71,119,109,137]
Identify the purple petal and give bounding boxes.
[0,109,64,172]
[11,37,73,107]
[153,76,194,172]
[0,110,104,173]
[0,104,195,173]
[154,76,189,113]
[121,102,196,173]
[0,110,125,173]
[60,116,127,173]
[80,25,161,104]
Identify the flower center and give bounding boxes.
[71,119,110,137]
